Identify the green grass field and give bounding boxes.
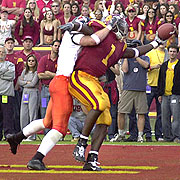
[1,118,179,146]
[1,134,180,146]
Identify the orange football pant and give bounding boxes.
[43,75,73,136]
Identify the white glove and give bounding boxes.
[154,31,167,45]
[150,32,167,48]
[59,22,74,32]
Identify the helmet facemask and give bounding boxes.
[113,16,128,40]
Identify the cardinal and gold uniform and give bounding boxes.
[69,20,127,126]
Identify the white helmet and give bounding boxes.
[105,14,128,39]
[72,16,90,24]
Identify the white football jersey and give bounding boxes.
[0,19,15,45]
[56,31,84,77]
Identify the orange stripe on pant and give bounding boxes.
[43,75,73,136]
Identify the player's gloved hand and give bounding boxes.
[59,22,74,32]
[108,16,118,29]
[154,31,167,45]
[150,32,167,48]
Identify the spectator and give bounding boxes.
[71,3,81,17]
[36,0,53,15]
[158,44,180,142]
[145,42,168,142]
[0,10,16,45]
[90,0,109,21]
[1,0,26,21]
[51,1,63,19]
[125,5,142,42]
[37,40,60,134]
[50,1,62,41]
[4,37,24,134]
[133,3,141,16]
[141,8,158,44]
[131,0,144,9]
[59,3,75,25]
[14,8,40,46]
[79,0,94,13]
[157,3,168,24]
[26,0,41,23]
[138,4,150,20]
[94,9,103,20]
[0,46,16,140]
[167,0,178,6]
[39,10,59,46]
[101,65,120,141]
[68,99,95,142]
[116,0,129,9]
[18,54,39,141]
[111,40,150,142]
[159,0,168,5]
[110,1,125,16]
[15,36,41,65]
[164,11,178,47]
[168,3,180,27]
[81,5,91,18]
[124,107,139,142]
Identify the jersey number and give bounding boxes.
[102,44,115,66]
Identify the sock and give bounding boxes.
[32,152,45,162]
[23,119,45,137]
[138,132,143,137]
[79,134,88,145]
[89,151,98,155]
[118,129,125,136]
[80,134,88,140]
[37,129,63,156]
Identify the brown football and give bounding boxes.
[157,23,175,41]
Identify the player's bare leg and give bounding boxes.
[83,124,108,171]
[73,109,101,162]
[91,124,108,151]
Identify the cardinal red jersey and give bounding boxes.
[126,17,141,32]
[141,19,158,35]
[74,20,127,78]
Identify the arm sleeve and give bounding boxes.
[18,69,27,86]
[72,33,85,45]
[19,0,26,8]
[14,21,22,45]
[0,63,15,81]
[33,21,40,46]
[37,56,45,73]
[23,72,39,88]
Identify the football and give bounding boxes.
[157,23,175,41]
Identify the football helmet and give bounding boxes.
[72,16,90,24]
[105,14,128,39]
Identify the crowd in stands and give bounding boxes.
[0,0,180,143]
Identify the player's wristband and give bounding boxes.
[150,41,158,48]
[77,22,83,32]
[91,34,101,45]
[106,25,112,31]
[132,48,140,58]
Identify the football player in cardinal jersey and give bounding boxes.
[66,14,166,171]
